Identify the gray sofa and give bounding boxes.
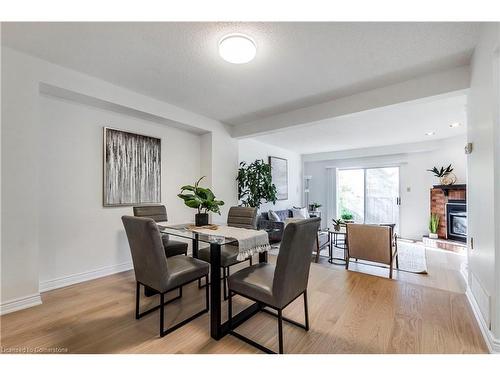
[257,209,293,243]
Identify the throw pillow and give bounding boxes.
[268,210,281,222]
[292,207,310,219]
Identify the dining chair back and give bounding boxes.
[273,217,321,306]
[133,205,168,222]
[227,206,258,229]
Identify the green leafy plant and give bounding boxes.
[177,176,224,215]
[427,164,454,178]
[311,202,322,210]
[429,213,440,234]
[341,210,354,221]
[332,218,345,231]
[237,160,277,208]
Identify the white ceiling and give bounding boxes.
[252,93,467,154]
[2,22,479,125]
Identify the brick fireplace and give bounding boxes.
[430,184,466,241]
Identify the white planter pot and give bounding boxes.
[429,233,438,239]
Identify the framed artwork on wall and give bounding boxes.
[103,127,161,206]
[269,156,288,200]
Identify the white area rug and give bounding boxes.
[396,240,428,274]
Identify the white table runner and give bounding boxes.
[192,225,271,261]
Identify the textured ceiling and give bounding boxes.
[253,94,467,154]
[2,22,480,125]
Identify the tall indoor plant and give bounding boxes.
[177,176,224,226]
[237,160,278,209]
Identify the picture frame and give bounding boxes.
[269,156,288,200]
[103,127,161,207]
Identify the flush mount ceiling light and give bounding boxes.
[425,131,435,136]
[219,34,256,64]
[449,122,461,128]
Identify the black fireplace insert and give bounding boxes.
[446,202,467,242]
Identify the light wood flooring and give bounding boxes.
[0,250,487,354]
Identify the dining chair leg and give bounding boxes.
[389,263,393,279]
[135,282,140,319]
[205,275,209,310]
[303,290,309,331]
[345,258,349,270]
[179,286,183,298]
[160,293,165,337]
[249,256,253,266]
[228,291,233,330]
[277,309,284,354]
[223,267,228,301]
[395,253,399,269]
[315,234,320,263]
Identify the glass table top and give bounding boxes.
[158,223,238,245]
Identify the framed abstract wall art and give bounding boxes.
[103,127,161,206]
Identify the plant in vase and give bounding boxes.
[429,213,440,239]
[427,164,457,185]
[309,202,322,211]
[237,160,277,208]
[340,210,354,223]
[332,219,344,231]
[177,176,224,226]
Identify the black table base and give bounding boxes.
[328,231,347,265]
[200,237,268,340]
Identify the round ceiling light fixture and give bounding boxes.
[425,131,436,136]
[449,122,461,128]
[219,34,256,64]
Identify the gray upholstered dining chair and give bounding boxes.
[133,205,188,258]
[227,217,321,354]
[122,216,209,337]
[197,206,258,300]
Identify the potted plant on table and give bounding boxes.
[332,219,344,232]
[177,176,224,226]
[309,202,322,211]
[429,213,440,239]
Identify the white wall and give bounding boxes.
[304,136,467,239]
[467,23,500,343]
[37,95,200,286]
[238,139,303,213]
[1,46,239,311]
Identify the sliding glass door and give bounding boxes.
[337,167,400,231]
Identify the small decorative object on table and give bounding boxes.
[427,164,457,185]
[332,218,344,232]
[309,202,322,211]
[177,176,224,226]
[429,213,440,239]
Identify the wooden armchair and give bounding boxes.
[345,224,398,278]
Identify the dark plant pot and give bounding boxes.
[195,213,209,227]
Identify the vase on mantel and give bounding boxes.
[429,232,438,239]
[439,172,457,186]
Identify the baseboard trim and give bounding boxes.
[39,261,133,293]
[0,293,42,316]
[465,287,500,353]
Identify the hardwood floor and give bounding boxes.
[0,253,487,354]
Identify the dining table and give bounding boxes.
[158,223,269,340]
